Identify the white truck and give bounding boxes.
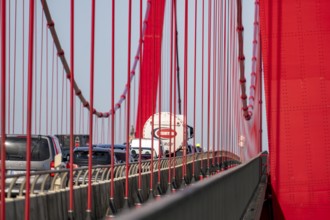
[142,112,194,155]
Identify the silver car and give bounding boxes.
[5,135,64,197]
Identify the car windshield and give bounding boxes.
[73,150,112,166]
[5,137,50,161]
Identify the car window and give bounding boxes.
[115,152,126,163]
[6,137,50,161]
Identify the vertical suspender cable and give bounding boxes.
[61,65,64,133]
[206,0,212,176]
[172,0,177,186]
[168,0,174,190]
[25,0,35,218]
[157,0,163,193]
[124,0,132,206]
[87,0,96,216]
[150,0,156,199]
[192,0,197,180]
[217,0,221,168]
[39,14,44,134]
[22,0,25,133]
[182,0,189,184]
[13,0,18,133]
[212,0,217,169]
[65,69,68,134]
[50,43,54,134]
[0,0,7,218]
[34,5,37,134]
[56,56,59,134]
[200,0,205,179]
[68,0,75,217]
[46,14,49,134]
[223,0,228,165]
[110,0,116,211]
[8,0,11,134]
[137,0,143,197]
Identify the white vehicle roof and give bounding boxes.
[130,138,162,157]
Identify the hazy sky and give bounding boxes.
[2,0,267,150]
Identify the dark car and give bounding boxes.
[73,144,134,167]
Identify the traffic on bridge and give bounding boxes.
[1,0,330,219]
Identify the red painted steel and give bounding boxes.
[182,0,188,180]
[1,0,7,218]
[200,0,205,177]
[87,0,96,213]
[260,0,330,218]
[135,0,166,138]
[110,0,116,202]
[125,0,132,200]
[69,0,74,215]
[192,0,197,177]
[25,0,35,218]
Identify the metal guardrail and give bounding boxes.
[4,151,239,198]
[118,152,268,220]
[4,151,241,220]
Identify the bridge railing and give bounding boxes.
[118,151,268,220]
[4,151,240,219]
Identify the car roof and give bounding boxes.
[74,146,126,152]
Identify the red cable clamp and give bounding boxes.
[105,113,110,118]
[135,55,139,60]
[76,90,82,96]
[254,21,259,26]
[93,109,97,114]
[99,113,103,118]
[242,106,249,111]
[250,85,256,90]
[116,103,121,108]
[245,113,252,120]
[241,94,247,100]
[67,73,71,79]
[131,70,135,75]
[238,56,245,61]
[240,78,246,84]
[252,56,257,61]
[249,96,255,101]
[83,102,89,108]
[57,50,64,57]
[121,95,126,100]
[253,40,258,44]
[47,21,54,28]
[237,26,244,32]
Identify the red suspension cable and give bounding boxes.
[8,0,11,134]
[25,0,35,218]
[192,0,198,179]
[1,0,7,218]
[22,0,25,133]
[200,0,205,178]
[69,0,75,216]
[39,14,44,134]
[13,0,18,133]
[137,0,143,193]
[110,0,116,203]
[183,0,189,181]
[87,0,96,214]
[206,0,212,175]
[46,15,49,134]
[33,5,37,134]
[125,0,132,202]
